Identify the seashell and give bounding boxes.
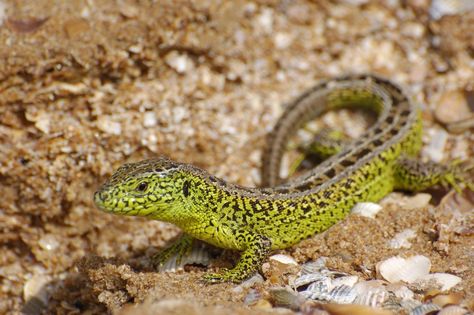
[400,298,422,312]
[331,275,358,288]
[377,255,431,284]
[292,273,329,289]
[327,284,358,304]
[269,254,298,265]
[353,280,389,307]
[382,293,404,312]
[158,243,211,272]
[417,273,462,291]
[301,257,328,275]
[409,303,441,315]
[322,269,351,278]
[302,276,334,300]
[269,287,306,311]
[438,305,469,315]
[301,278,332,300]
[386,283,414,300]
[388,229,417,249]
[351,202,383,218]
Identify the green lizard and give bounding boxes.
[94,75,473,283]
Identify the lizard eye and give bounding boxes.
[136,182,148,192]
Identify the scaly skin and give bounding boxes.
[94,75,473,283]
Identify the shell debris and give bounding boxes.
[388,229,417,249]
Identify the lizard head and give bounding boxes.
[94,157,188,220]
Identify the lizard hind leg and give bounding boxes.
[394,156,474,193]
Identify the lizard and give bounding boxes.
[94,74,473,283]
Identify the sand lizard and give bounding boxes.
[94,74,472,283]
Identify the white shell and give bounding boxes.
[438,305,470,315]
[377,255,431,284]
[351,202,383,218]
[158,244,211,272]
[409,303,441,315]
[400,298,422,311]
[353,280,388,307]
[386,283,414,300]
[301,257,328,275]
[269,254,298,266]
[292,273,328,289]
[302,277,332,300]
[388,229,417,249]
[331,275,359,288]
[416,273,462,291]
[327,284,358,304]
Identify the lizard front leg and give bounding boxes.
[202,232,272,283]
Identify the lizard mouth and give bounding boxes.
[93,190,111,211]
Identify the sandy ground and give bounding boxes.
[0,0,473,314]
